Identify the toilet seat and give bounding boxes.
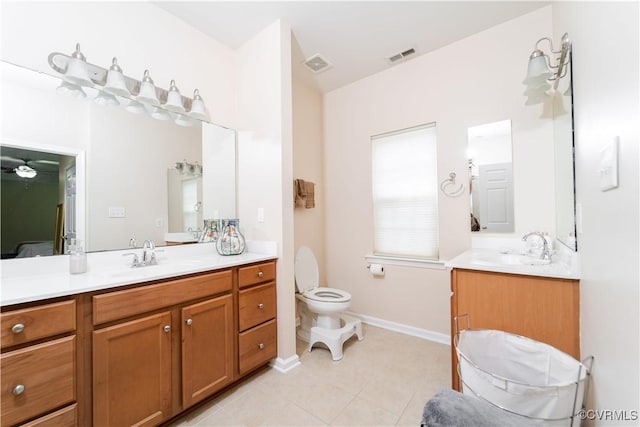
[304,287,351,303]
[295,246,351,303]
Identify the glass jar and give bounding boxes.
[199,219,221,243]
[68,239,87,274]
[215,219,246,256]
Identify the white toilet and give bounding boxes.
[294,246,363,360]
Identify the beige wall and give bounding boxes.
[553,2,639,422]
[293,76,326,285]
[235,21,297,366]
[323,7,553,335]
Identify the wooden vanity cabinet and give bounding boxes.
[0,299,77,427]
[237,261,278,376]
[450,268,579,390]
[91,270,234,426]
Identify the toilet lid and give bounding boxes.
[304,287,351,303]
[294,246,319,293]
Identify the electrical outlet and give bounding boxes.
[108,207,126,218]
[258,207,265,223]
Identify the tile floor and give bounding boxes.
[170,324,451,426]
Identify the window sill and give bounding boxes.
[365,255,447,270]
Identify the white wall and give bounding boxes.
[0,1,236,128]
[293,72,326,285]
[553,2,639,423]
[323,7,554,335]
[235,21,297,367]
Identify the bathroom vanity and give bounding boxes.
[447,249,580,391]
[0,249,277,427]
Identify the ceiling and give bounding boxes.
[154,1,548,93]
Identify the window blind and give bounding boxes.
[371,124,439,260]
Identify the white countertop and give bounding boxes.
[446,248,580,280]
[0,241,277,306]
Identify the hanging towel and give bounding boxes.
[305,181,315,209]
[294,179,307,208]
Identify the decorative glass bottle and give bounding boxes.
[215,219,246,255]
[199,219,221,243]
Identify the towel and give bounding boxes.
[294,179,307,208]
[304,181,315,209]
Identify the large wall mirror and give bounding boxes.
[466,56,577,251]
[1,60,237,258]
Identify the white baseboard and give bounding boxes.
[346,311,451,346]
[269,354,301,373]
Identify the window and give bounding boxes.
[182,178,199,231]
[371,123,439,260]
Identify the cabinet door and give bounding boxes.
[181,294,233,408]
[93,312,172,427]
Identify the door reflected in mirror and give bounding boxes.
[167,168,203,236]
[468,120,514,233]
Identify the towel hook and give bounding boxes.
[440,172,465,197]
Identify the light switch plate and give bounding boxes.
[257,207,265,223]
[599,137,619,191]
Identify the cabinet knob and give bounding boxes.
[11,323,25,334]
[185,318,193,326]
[258,343,265,350]
[257,271,264,278]
[257,303,264,310]
[12,384,25,396]
[163,325,171,333]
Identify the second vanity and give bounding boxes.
[446,247,580,391]
[0,243,278,427]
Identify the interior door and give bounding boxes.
[63,165,76,252]
[478,162,514,232]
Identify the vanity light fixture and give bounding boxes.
[189,89,210,121]
[164,80,186,113]
[55,80,87,98]
[14,165,37,179]
[104,57,130,97]
[62,44,93,87]
[137,70,160,106]
[48,43,210,126]
[175,160,202,177]
[523,32,571,105]
[94,90,120,107]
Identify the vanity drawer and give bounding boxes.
[1,300,76,349]
[0,336,76,427]
[238,319,277,375]
[93,270,232,325]
[238,261,276,288]
[238,282,276,331]
[21,403,77,427]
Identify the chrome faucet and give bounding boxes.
[142,240,157,265]
[522,232,552,261]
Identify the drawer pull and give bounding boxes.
[258,271,264,278]
[185,318,193,326]
[258,343,265,350]
[12,384,25,396]
[163,325,171,333]
[11,323,25,334]
[257,303,264,310]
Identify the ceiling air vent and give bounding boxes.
[387,48,416,64]
[304,53,333,74]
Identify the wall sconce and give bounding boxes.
[523,32,571,105]
[48,43,211,125]
[175,160,202,177]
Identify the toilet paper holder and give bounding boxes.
[366,263,385,276]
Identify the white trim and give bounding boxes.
[365,254,447,270]
[346,311,451,346]
[269,355,301,373]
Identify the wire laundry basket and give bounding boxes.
[454,315,594,426]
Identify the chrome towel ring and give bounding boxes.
[440,172,465,197]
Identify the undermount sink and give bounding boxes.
[472,252,552,267]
